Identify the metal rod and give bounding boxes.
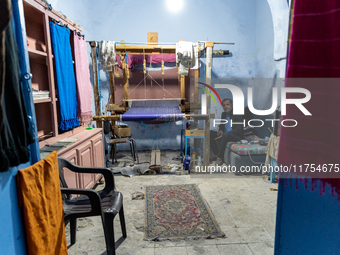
[198,41,235,45]
[86,41,179,45]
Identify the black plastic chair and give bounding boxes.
[58,157,127,255]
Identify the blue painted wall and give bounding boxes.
[0,163,30,255]
[275,179,340,255]
[256,0,275,78]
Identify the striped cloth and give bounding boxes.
[277,0,340,197]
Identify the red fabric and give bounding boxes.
[116,54,176,71]
[278,0,340,199]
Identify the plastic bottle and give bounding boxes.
[183,156,192,173]
[192,152,196,167]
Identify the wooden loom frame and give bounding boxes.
[89,40,214,166]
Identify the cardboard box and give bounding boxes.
[114,125,131,137]
[184,129,205,136]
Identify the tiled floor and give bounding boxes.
[67,150,278,255]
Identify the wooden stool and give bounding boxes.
[108,137,139,164]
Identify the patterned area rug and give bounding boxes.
[144,184,225,241]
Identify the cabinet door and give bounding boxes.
[59,149,79,189]
[77,141,94,189]
[92,133,104,182]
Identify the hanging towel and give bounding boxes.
[176,41,193,76]
[277,0,340,198]
[49,22,79,131]
[265,134,280,161]
[73,32,93,125]
[191,43,200,70]
[0,18,33,172]
[98,40,116,71]
[17,151,67,255]
[265,134,280,172]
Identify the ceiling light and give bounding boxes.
[166,0,184,13]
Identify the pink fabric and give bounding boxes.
[278,0,340,199]
[116,54,176,71]
[73,33,93,125]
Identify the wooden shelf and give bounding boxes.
[28,48,47,57]
[34,98,51,104]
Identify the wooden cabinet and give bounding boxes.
[58,128,104,189]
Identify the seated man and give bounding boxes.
[210,98,251,164]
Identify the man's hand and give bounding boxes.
[215,130,223,140]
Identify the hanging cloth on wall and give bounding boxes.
[116,54,177,71]
[73,31,93,125]
[176,41,193,76]
[49,22,79,131]
[191,43,200,70]
[98,40,116,71]
[277,0,340,199]
[0,19,34,172]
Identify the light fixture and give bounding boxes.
[166,0,184,13]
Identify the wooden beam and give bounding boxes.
[204,42,214,167]
[93,115,120,121]
[109,71,115,104]
[194,69,199,114]
[115,51,175,55]
[109,71,116,131]
[90,41,102,128]
[180,75,185,100]
[122,56,129,100]
[43,12,58,137]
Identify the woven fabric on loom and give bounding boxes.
[122,100,184,121]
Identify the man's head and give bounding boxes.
[222,98,233,114]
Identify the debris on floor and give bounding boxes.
[149,165,162,174]
[133,218,144,232]
[175,169,189,175]
[162,164,183,173]
[120,165,156,177]
[76,218,94,230]
[270,187,278,191]
[131,191,145,200]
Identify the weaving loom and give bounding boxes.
[89,38,219,166]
